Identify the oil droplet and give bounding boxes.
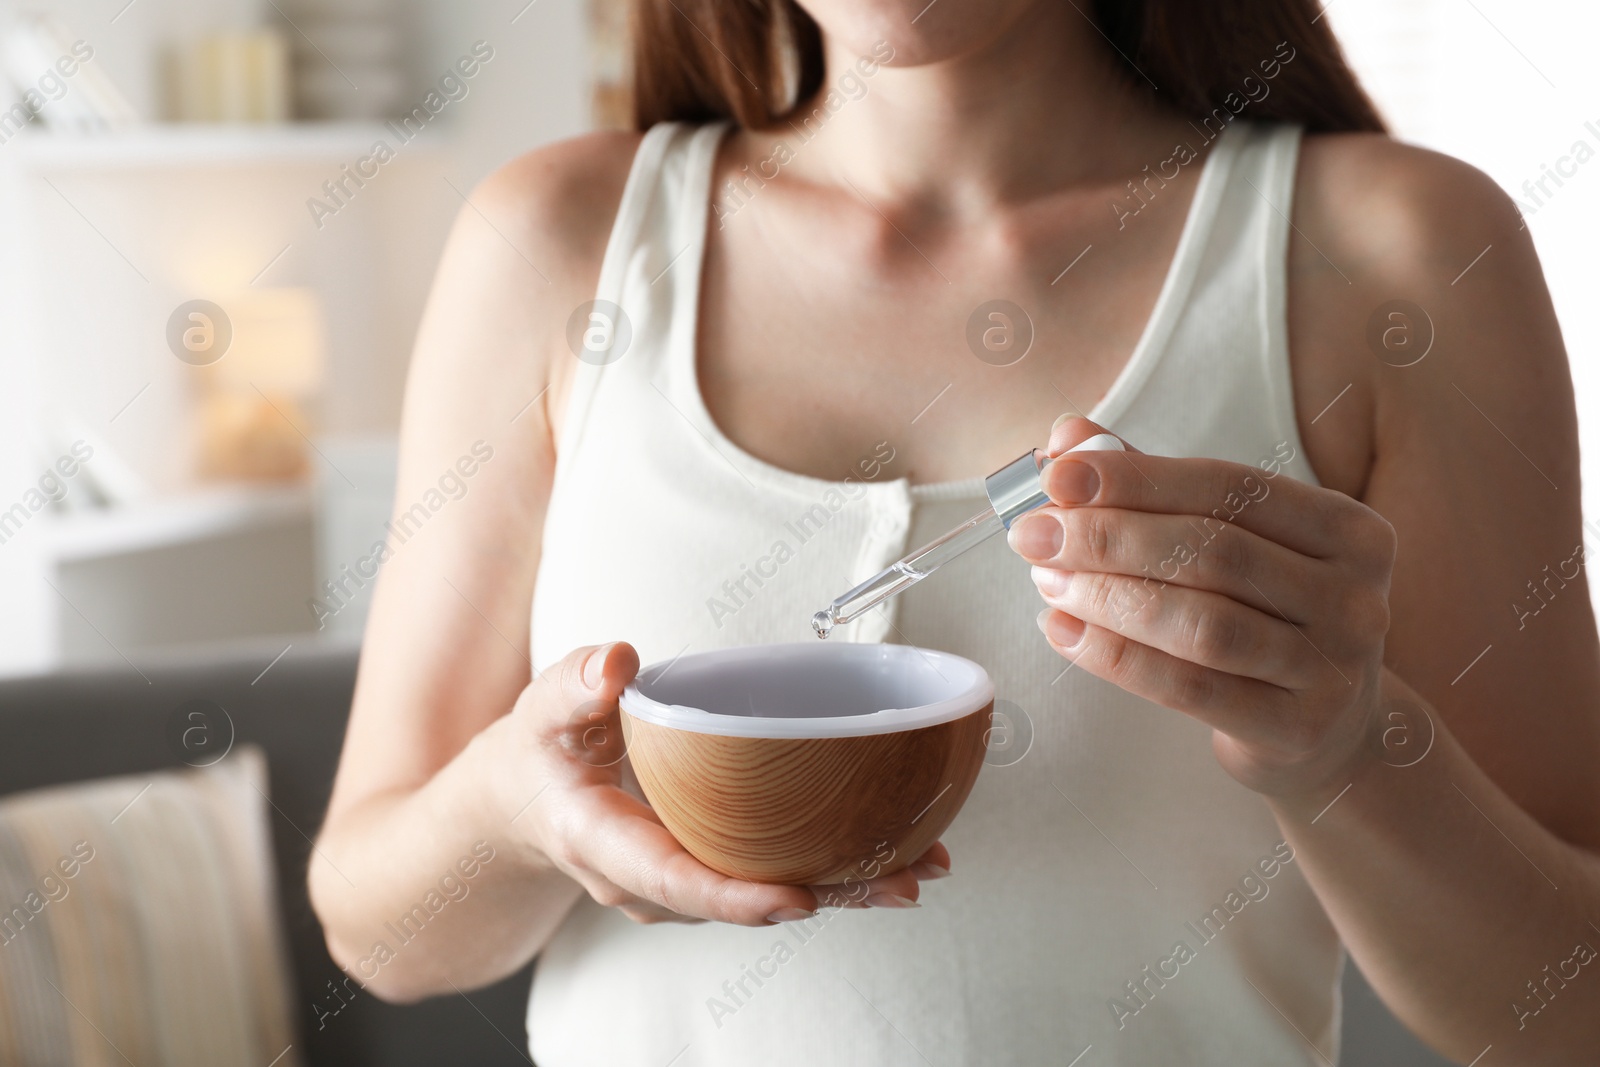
[811,610,834,640]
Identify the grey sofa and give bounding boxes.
[0,637,535,1067]
[0,637,1453,1066]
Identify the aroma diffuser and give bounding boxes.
[620,642,994,885]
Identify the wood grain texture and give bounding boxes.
[621,704,992,885]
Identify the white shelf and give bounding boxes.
[46,483,313,562]
[5,122,428,170]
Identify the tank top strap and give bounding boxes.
[592,120,728,312]
[1249,123,1311,477]
[553,120,730,486]
[1106,121,1317,486]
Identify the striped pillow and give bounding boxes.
[0,746,303,1067]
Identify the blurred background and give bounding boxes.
[0,0,1594,678]
[0,0,606,675]
[0,2,1593,1065]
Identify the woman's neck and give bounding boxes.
[792,4,1184,217]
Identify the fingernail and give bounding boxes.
[1009,514,1063,561]
[865,893,920,909]
[909,861,951,880]
[1032,565,1070,598]
[1038,608,1086,648]
[1051,412,1077,432]
[766,907,817,923]
[583,645,609,688]
[1047,460,1100,504]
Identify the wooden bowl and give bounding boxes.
[620,643,994,886]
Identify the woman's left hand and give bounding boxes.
[1009,417,1399,798]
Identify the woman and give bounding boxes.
[309,0,1600,1063]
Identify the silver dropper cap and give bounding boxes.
[983,432,1126,528]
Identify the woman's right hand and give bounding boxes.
[496,641,950,926]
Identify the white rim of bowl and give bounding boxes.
[619,642,995,739]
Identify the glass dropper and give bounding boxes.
[811,433,1125,638]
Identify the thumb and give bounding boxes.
[522,643,640,763]
[537,643,636,710]
[563,642,639,768]
[556,641,640,705]
[1046,414,1138,457]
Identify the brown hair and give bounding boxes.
[630,0,1386,135]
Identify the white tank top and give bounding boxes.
[527,119,1341,1066]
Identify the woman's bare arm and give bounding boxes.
[307,133,636,1001]
[1014,138,1600,1064]
[1279,137,1600,1061]
[308,131,940,1003]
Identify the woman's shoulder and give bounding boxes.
[470,128,648,270]
[1293,131,1521,279]
[1283,130,1552,497]
[399,129,648,460]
